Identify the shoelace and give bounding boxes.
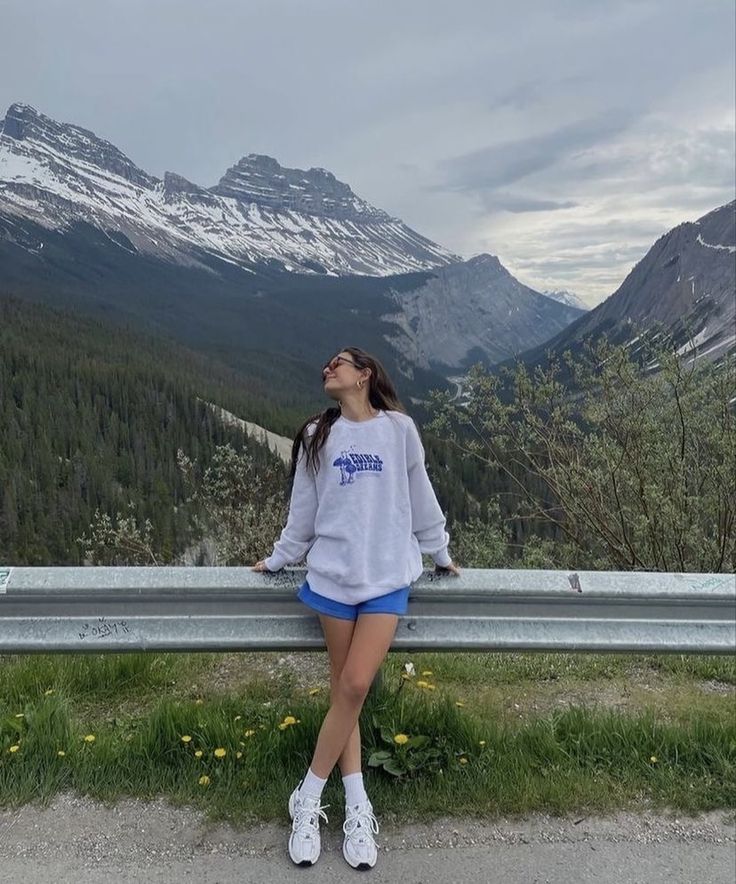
[343,805,379,842]
[293,800,329,840]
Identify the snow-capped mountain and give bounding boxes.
[0,102,458,276]
[506,200,736,372]
[541,288,588,310]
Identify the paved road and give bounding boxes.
[1,793,733,883]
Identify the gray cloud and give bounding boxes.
[433,110,638,195]
[481,193,579,213]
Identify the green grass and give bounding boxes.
[0,652,734,822]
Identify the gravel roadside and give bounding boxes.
[1,793,733,883]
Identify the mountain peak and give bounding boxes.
[210,153,388,221]
[1,101,157,189]
[2,102,50,140]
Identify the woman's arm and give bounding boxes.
[262,442,319,572]
[405,420,453,567]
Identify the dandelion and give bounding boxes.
[421,670,433,677]
[282,715,297,726]
[393,733,409,745]
[14,713,24,718]
[57,750,66,757]
[83,734,96,743]
[479,740,486,747]
[9,745,20,753]
[459,757,468,765]
[44,689,54,695]
[650,755,658,764]
[455,701,465,708]
[234,715,242,722]
[214,748,227,758]
[243,729,256,738]
[309,688,321,696]
[181,735,192,744]
[416,680,429,688]
[194,750,203,758]
[198,775,211,786]
[236,751,243,759]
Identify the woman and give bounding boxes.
[252,346,460,870]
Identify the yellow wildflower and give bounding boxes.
[455,701,465,707]
[650,755,658,763]
[459,757,468,765]
[198,775,211,786]
[243,729,256,738]
[181,735,192,744]
[83,734,96,743]
[425,684,436,691]
[15,713,24,718]
[236,751,243,759]
[57,750,66,757]
[309,688,321,695]
[479,740,486,747]
[194,699,204,706]
[393,733,409,745]
[44,689,54,695]
[234,715,242,722]
[9,745,20,753]
[214,748,226,758]
[194,750,203,758]
[282,715,297,726]
[421,670,433,676]
[416,680,429,688]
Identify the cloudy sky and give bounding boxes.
[2,0,734,305]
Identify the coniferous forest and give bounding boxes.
[0,295,297,564]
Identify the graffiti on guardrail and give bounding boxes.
[0,567,12,594]
[78,617,131,641]
[567,572,582,593]
[689,575,734,592]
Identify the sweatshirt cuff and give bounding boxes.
[432,548,453,568]
[263,553,287,572]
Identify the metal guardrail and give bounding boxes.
[0,566,734,655]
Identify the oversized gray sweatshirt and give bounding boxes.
[264,409,452,603]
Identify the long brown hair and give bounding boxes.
[289,346,407,479]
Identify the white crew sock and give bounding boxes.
[342,771,368,807]
[299,767,328,800]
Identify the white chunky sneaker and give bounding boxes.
[342,799,379,870]
[288,784,329,866]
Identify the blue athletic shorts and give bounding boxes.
[297,579,410,621]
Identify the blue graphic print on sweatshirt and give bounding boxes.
[332,446,384,485]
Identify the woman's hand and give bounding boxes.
[251,560,271,572]
[434,560,461,576]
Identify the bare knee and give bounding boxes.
[335,669,372,706]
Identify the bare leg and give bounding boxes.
[319,614,362,776]
[309,613,399,779]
